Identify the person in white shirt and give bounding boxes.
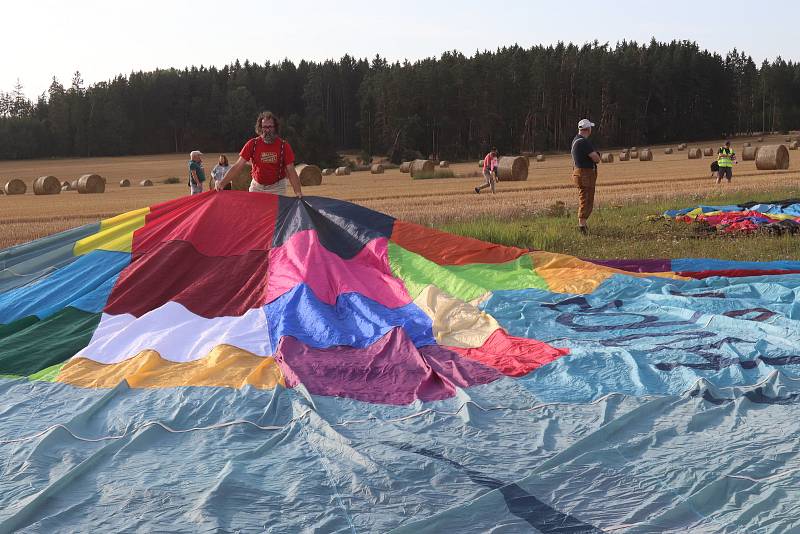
[211,154,231,190]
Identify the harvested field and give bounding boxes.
[1,134,798,248]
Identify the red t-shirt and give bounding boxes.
[240,136,296,185]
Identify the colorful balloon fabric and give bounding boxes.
[665,198,800,234]
[2,191,800,532]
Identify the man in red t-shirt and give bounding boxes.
[214,111,303,197]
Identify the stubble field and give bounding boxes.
[1,135,798,249]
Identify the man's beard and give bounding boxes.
[263,132,276,143]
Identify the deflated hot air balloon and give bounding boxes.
[1,191,800,532]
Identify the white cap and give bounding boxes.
[578,119,595,130]
[190,150,203,158]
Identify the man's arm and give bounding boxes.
[587,140,601,163]
[216,157,247,190]
[286,165,303,198]
[190,168,199,185]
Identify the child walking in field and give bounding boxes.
[475,148,498,194]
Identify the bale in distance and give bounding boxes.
[4,179,26,195]
[629,150,639,159]
[140,179,154,187]
[790,141,799,150]
[703,148,714,157]
[370,164,385,174]
[400,162,412,173]
[741,146,759,161]
[295,164,322,186]
[496,156,529,181]
[664,147,673,154]
[229,168,251,190]
[618,151,630,161]
[639,149,653,161]
[334,166,351,176]
[688,148,702,159]
[757,137,764,142]
[410,159,435,178]
[743,142,751,147]
[755,145,790,170]
[77,174,105,194]
[439,161,449,168]
[33,175,61,195]
[119,179,131,187]
[70,180,78,190]
[630,146,638,152]
[321,168,334,176]
[536,154,545,162]
[601,153,614,163]
[61,180,71,190]
[677,143,687,150]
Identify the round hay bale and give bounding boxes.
[677,143,687,150]
[601,153,614,163]
[639,149,653,161]
[496,156,529,182]
[370,164,385,174]
[61,180,71,190]
[321,168,334,176]
[70,180,78,190]
[688,148,702,159]
[119,179,131,187]
[786,138,793,143]
[439,161,449,168]
[629,151,639,159]
[757,137,763,142]
[535,154,545,162]
[630,146,638,152]
[410,159,435,178]
[742,146,759,160]
[618,151,630,161]
[33,175,62,195]
[334,166,351,176]
[77,174,105,194]
[664,147,673,154]
[790,141,799,150]
[703,148,714,157]
[400,162,412,173]
[295,164,322,186]
[140,179,154,187]
[755,144,790,170]
[3,179,26,195]
[743,142,751,147]
[61,185,70,192]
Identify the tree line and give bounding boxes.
[1,39,798,165]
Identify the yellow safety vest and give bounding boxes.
[718,147,735,167]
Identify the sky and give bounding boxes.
[3,0,799,100]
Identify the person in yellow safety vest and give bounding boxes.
[716,141,736,183]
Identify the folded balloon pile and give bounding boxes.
[665,198,800,234]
